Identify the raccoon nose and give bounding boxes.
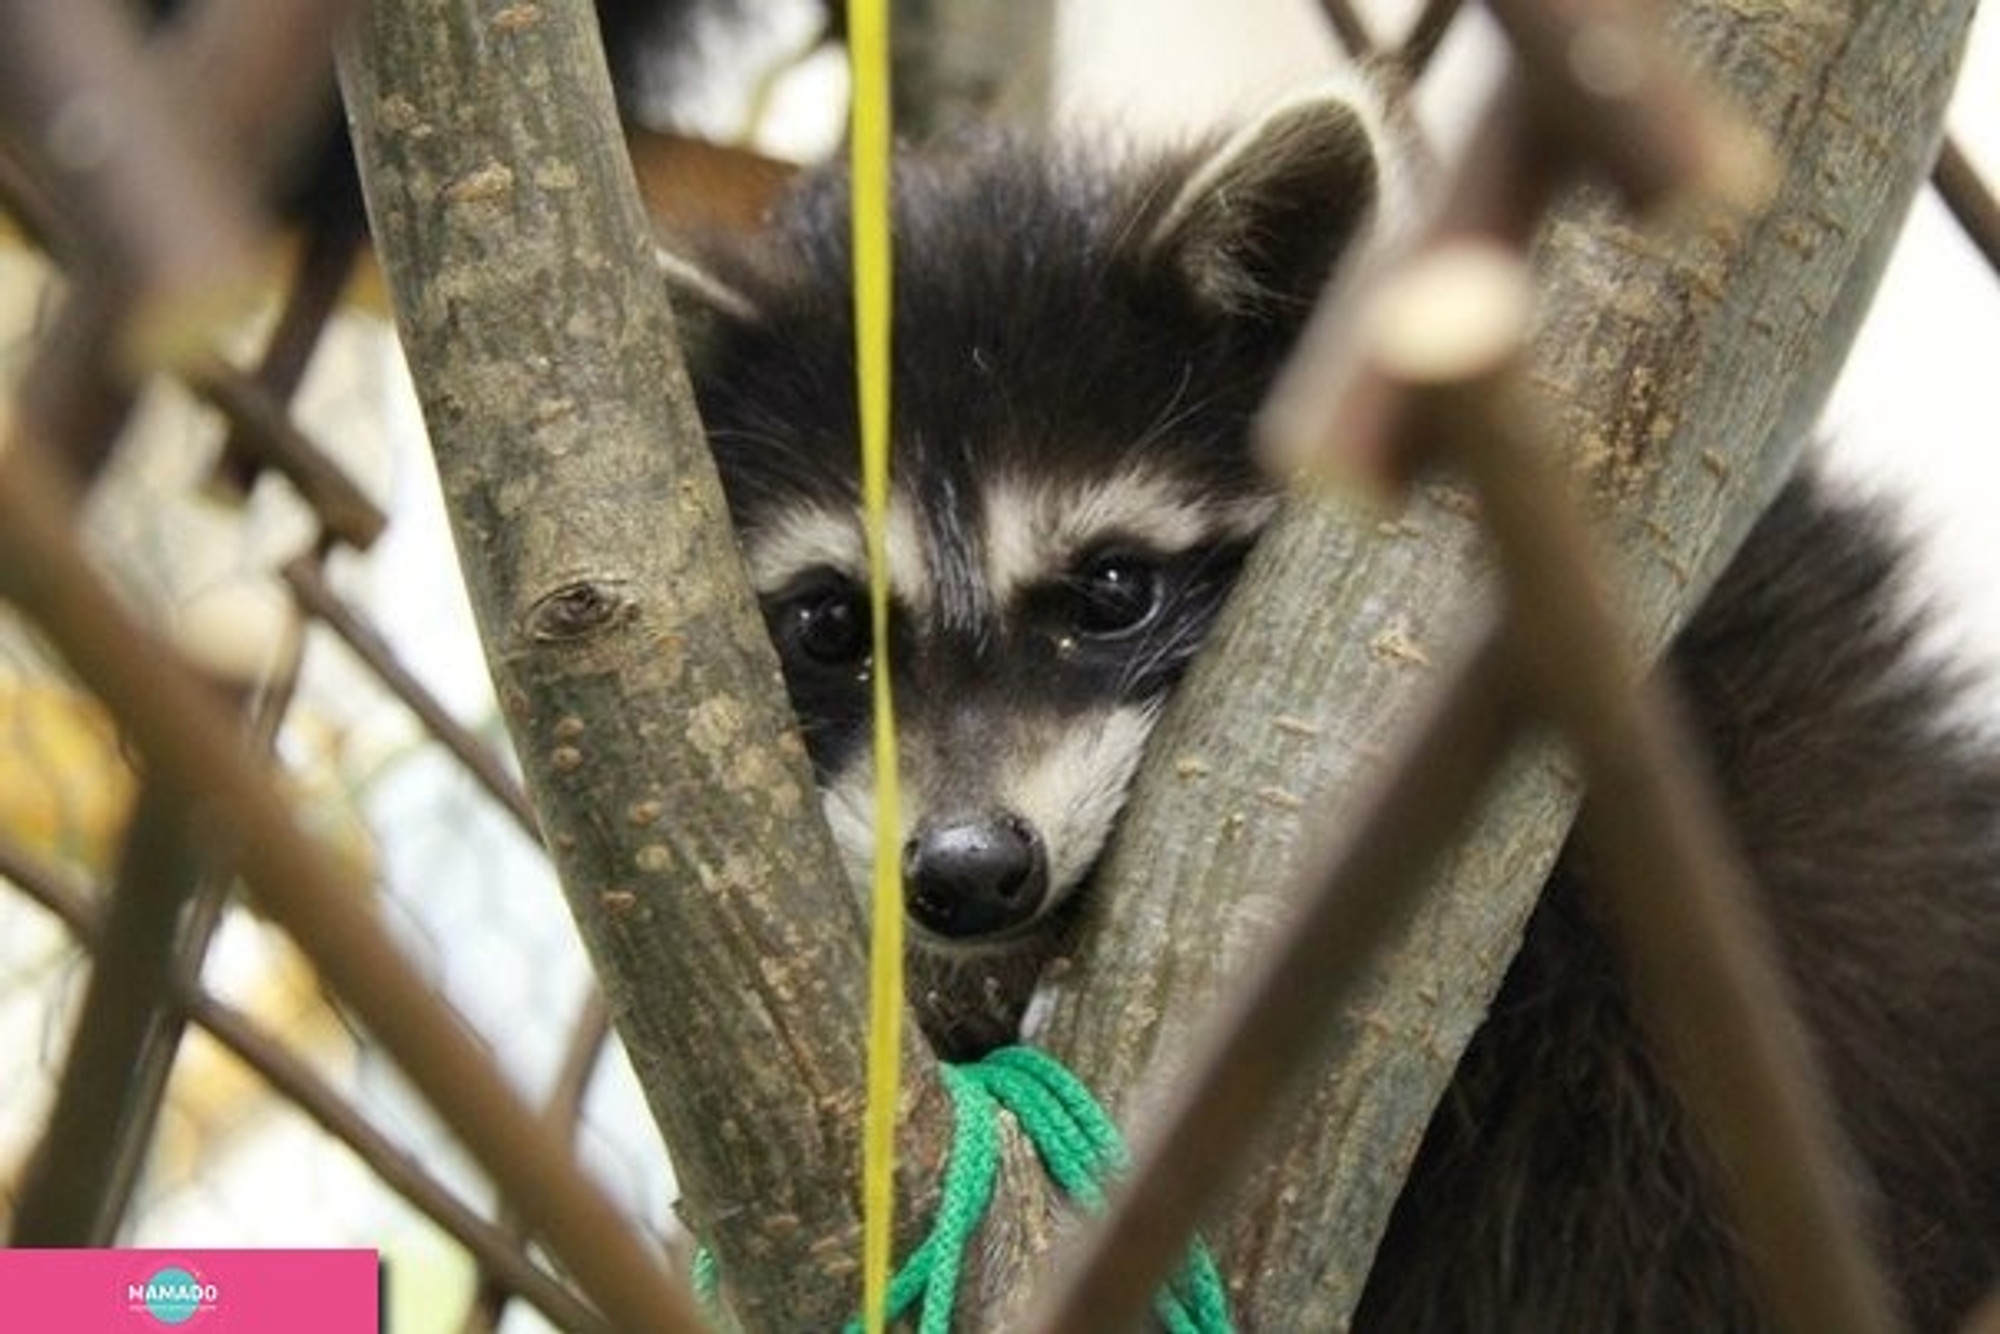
[904,813,1049,939]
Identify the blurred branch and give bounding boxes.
[209,213,369,499]
[0,0,259,364]
[1936,135,2000,278]
[1314,0,1375,61]
[0,426,697,1330]
[0,833,605,1334]
[461,988,615,1334]
[191,365,388,551]
[1443,325,1899,1332]
[1483,0,1765,211]
[152,0,359,193]
[1394,0,1465,81]
[0,0,360,487]
[1315,0,1464,86]
[11,291,139,488]
[281,556,539,840]
[179,991,606,1334]
[10,783,209,1246]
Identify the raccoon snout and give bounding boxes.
[903,813,1049,940]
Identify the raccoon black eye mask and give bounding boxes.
[666,86,2000,1329]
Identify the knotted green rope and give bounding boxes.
[694,1045,1233,1333]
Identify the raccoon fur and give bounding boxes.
[671,93,2000,1329]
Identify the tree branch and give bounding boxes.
[0,417,694,1334]
[1034,0,1978,1327]
[336,1,948,1326]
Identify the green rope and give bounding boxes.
[693,1046,1233,1333]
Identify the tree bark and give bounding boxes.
[1036,0,1977,1327]
[336,2,946,1328]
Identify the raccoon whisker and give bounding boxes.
[1124,361,1205,456]
[1103,146,1195,258]
[1116,610,1210,698]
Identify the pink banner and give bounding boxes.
[0,1249,378,1332]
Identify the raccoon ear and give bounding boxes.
[653,245,761,357]
[1145,86,1390,323]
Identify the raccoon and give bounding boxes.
[672,93,2000,1328]
[680,93,1386,1056]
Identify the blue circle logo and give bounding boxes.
[141,1266,204,1325]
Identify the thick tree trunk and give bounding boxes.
[1036,0,1977,1327]
[337,3,947,1328]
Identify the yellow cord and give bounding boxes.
[847,3,901,1332]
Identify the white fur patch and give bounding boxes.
[818,754,913,894]
[818,702,1160,919]
[744,505,861,591]
[983,469,1274,606]
[1000,703,1159,903]
[742,497,931,613]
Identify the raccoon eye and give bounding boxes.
[1067,551,1162,638]
[775,581,870,666]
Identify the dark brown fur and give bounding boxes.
[1357,480,2000,1330]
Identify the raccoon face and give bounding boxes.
[742,470,1275,945]
[678,87,1387,973]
